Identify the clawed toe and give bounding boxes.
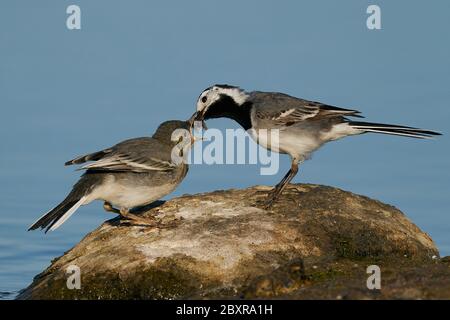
[263,195,278,209]
[254,191,279,210]
[119,216,157,227]
[118,209,157,227]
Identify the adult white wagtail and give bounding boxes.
[29,120,193,233]
[190,84,441,207]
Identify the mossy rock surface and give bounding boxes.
[18,184,450,300]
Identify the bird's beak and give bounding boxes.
[188,111,198,127]
[188,111,207,145]
[188,110,208,130]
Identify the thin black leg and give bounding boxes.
[264,161,299,208]
[103,202,120,214]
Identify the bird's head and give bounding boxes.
[189,84,249,127]
[153,120,193,146]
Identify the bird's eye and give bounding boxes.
[201,96,207,103]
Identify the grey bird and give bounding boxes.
[29,120,193,233]
[190,84,441,207]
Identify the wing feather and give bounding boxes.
[66,137,177,173]
[250,92,362,127]
[80,154,176,172]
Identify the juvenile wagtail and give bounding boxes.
[190,84,441,207]
[29,120,193,233]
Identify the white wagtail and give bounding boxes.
[190,84,441,207]
[29,120,193,233]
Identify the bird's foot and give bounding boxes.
[119,208,158,227]
[262,194,280,210]
[255,188,281,210]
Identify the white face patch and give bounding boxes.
[196,85,249,113]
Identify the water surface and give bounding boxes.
[1,0,449,299]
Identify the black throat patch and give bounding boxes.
[203,94,253,130]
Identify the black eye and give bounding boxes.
[201,96,207,103]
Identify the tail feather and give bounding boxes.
[28,196,86,233]
[349,121,442,139]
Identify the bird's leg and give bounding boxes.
[103,201,120,214]
[119,208,157,226]
[264,161,299,208]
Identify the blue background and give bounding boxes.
[0,0,449,298]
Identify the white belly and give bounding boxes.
[249,128,321,161]
[86,176,177,209]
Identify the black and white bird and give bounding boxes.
[190,84,441,207]
[29,120,193,233]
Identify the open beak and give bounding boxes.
[188,111,198,127]
[188,110,208,130]
[188,111,208,145]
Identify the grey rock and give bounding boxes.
[18,184,449,300]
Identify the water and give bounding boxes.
[1,0,449,299]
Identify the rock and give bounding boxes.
[17,184,450,300]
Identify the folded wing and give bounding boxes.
[65,137,177,173]
[250,92,362,127]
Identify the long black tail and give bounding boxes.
[348,121,442,139]
[28,194,85,233]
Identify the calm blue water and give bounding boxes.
[1,0,449,299]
